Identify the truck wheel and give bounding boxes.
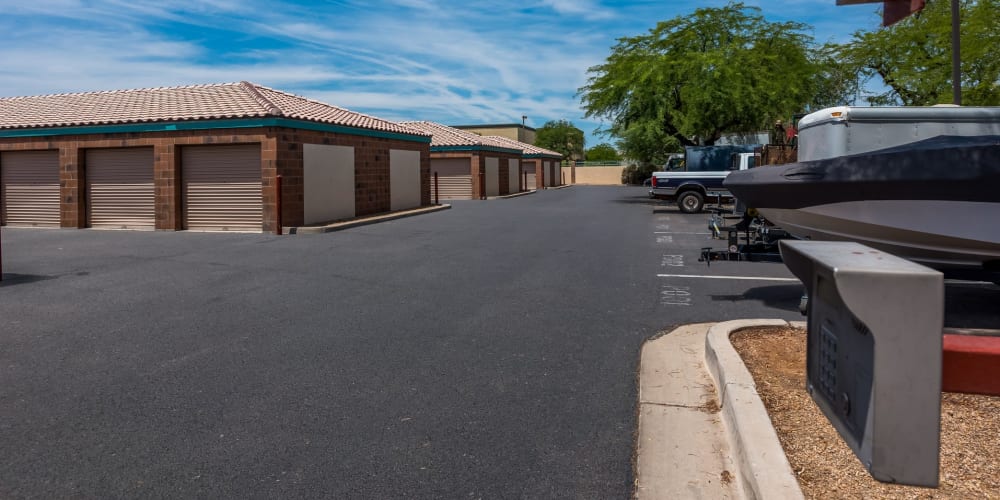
[678,191,704,213]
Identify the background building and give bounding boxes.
[451,124,536,145]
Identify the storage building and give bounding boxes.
[400,122,523,200]
[481,136,563,190]
[0,82,431,232]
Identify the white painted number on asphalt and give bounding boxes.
[656,235,674,244]
[661,254,684,267]
[661,285,692,306]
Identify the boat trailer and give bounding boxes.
[698,207,790,265]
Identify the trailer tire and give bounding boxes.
[678,191,704,213]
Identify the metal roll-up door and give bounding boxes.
[1,150,61,227]
[431,158,472,200]
[182,144,262,231]
[86,148,155,230]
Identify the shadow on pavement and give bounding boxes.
[709,284,803,313]
[0,274,57,287]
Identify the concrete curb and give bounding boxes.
[635,323,741,499]
[487,190,536,200]
[286,204,451,234]
[705,319,804,500]
[546,184,573,190]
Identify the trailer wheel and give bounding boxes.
[678,191,704,213]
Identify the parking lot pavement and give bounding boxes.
[0,187,807,498]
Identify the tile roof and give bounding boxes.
[0,81,427,137]
[399,121,523,152]
[483,135,563,158]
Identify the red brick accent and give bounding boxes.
[59,146,85,228]
[942,333,1000,396]
[471,154,484,199]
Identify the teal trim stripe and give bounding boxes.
[0,118,432,143]
[431,145,523,155]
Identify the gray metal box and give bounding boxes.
[780,240,943,487]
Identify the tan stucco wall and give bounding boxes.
[571,166,624,185]
[454,126,536,145]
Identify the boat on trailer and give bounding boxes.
[723,106,1000,281]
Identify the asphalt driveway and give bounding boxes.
[1,186,806,498]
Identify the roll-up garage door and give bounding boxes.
[1,150,60,227]
[86,148,154,230]
[431,158,472,200]
[182,144,262,231]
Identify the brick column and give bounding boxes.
[154,143,181,230]
[59,145,85,228]
[470,154,483,200]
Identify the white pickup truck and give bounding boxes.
[649,151,757,213]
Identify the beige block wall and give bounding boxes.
[304,143,355,224]
[390,149,421,210]
[485,157,499,197]
[571,166,625,185]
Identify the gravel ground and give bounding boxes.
[731,326,1000,499]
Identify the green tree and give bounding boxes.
[534,119,585,160]
[579,3,823,155]
[839,0,999,105]
[585,143,620,161]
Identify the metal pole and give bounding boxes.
[951,0,961,105]
[275,174,283,235]
[434,172,439,205]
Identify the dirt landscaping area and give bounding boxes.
[731,326,1000,499]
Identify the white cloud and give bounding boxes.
[539,0,616,20]
[0,0,888,148]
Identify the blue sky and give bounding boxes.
[1,1,885,147]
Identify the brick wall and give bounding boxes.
[493,152,520,196]
[272,129,429,223]
[0,129,274,230]
[0,126,429,232]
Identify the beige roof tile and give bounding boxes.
[0,81,427,137]
[400,121,523,152]
[483,135,563,158]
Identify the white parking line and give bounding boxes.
[657,274,799,282]
[654,232,712,235]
